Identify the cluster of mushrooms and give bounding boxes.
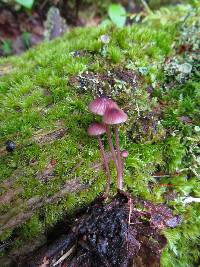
[87,97,128,196]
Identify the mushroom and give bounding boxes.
[88,97,119,170]
[103,108,128,190]
[88,96,118,116]
[87,122,111,196]
[121,150,129,173]
[121,150,129,158]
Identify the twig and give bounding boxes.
[53,244,75,266]
[128,198,133,225]
[126,197,133,252]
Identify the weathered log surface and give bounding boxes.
[0,178,88,235]
[15,192,181,267]
[0,127,68,157]
[0,146,113,235]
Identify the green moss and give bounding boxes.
[0,229,12,242]
[0,2,200,266]
[19,214,44,240]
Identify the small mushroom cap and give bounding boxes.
[87,122,106,136]
[121,150,129,158]
[103,108,128,125]
[88,97,118,116]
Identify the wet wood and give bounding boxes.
[0,169,24,189]
[0,187,23,205]
[0,127,67,157]
[0,178,87,235]
[0,150,113,235]
[33,128,67,145]
[0,151,112,210]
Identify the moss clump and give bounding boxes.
[0,3,200,266]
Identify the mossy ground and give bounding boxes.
[0,3,200,267]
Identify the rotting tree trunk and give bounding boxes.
[0,152,114,235]
[0,178,87,235]
[0,127,68,157]
[0,118,123,248]
[0,125,119,247]
[15,192,181,267]
[0,187,23,205]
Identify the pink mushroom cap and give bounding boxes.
[121,150,129,158]
[103,108,128,125]
[87,122,106,136]
[88,97,118,116]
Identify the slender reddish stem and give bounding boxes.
[105,125,118,171]
[122,158,124,174]
[97,136,111,196]
[114,125,123,190]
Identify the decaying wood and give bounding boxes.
[0,149,114,235]
[0,127,67,158]
[13,236,47,258]
[17,233,76,267]
[0,235,47,267]
[33,128,67,145]
[36,162,56,182]
[0,187,23,205]
[0,211,37,235]
[0,178,87,235]
[0,169,24,189]
[0,151,110,206]
[19,192,179,267]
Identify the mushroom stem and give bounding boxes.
[105,125,118,171]
[97,137,111,196]
[114,126,123,190]
[122,159,124,174]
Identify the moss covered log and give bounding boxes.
[0,3,200,266]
